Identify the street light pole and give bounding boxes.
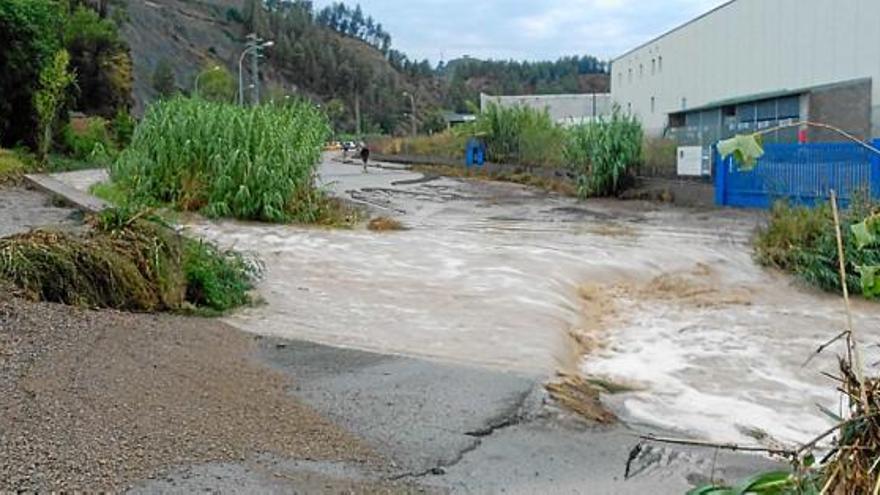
[238,34,273,106]
[403,91,416,137]
[194,65,220,98]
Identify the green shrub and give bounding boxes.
[111,97,331,223]
[565,109,642,198]
[110,109,136,147]
[61,116,116,162]
[183,240,257,313]
[755,200,880,296]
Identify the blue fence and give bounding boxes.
[714,140,880,208]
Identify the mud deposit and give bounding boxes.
[55,158,880,449]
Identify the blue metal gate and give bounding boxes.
[714,140,880,208]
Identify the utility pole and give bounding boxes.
[238,34,273,106]
[249,33,260,105]
[354,92,362,136]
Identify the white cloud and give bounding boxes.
[311,0,730,62]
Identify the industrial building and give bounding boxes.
[480,93,612,126]
[611,0,880,149]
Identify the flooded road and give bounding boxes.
[57,159,880,448]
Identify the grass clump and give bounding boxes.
[0,148,27,182]
[368,216,405,231]
[89,180,128,206]
[373,132,467,159]
[183,240,259,313]
[0,207,258,313]
[111,97,331,223]
[755,200,880,296]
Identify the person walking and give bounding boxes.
[359,141,370,173]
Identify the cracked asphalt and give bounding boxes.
[132,335,778,494]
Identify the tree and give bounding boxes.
[64,5,132,115]
[34,50,76,163]
[0,0,66,148]
[324,98,347,131]
[152,59,176,98]
[196,63,235,102]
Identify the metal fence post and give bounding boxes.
[713,145,727,206]
[872,139,880,200]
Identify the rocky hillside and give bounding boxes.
[122,0,244,113]
[119,0,609,133]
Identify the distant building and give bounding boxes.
[480,93,612,126]
[443,112,477,129]
[611,0,880,147]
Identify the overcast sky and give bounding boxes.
[312,0,730,63]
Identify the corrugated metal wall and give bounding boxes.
[611,0,880,137]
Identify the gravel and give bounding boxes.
[0,294,379,492]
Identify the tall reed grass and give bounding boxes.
[566,110,643,198]
[473,103,566,167]
[111,97,330,223]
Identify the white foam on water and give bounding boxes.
[583,285,880,445]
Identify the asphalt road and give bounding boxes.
[132,335,778,494]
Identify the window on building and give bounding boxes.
[651,59,656,75]
[618,72,623,85]
[669,112,685,128]
[777,96,800,119]
[658,56,663,73]
[651,97,656,113]
[628,68,633,83]
[639,64,644,78]
[627,102,632,114]
[681,97,687,110]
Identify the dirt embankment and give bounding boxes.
[0,293,378,492]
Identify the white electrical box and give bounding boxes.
[677,146,705,176]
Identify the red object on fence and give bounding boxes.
[798,128,808,144]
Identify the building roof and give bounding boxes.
[482,93,609,100]
[443,112,476,123]
[613,0,738,62]
[670,77,872,114]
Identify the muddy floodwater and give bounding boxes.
[56,160,880,448]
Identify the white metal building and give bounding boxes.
[480,93,612,126]
[611,0,880,146]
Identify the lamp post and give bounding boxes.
[238,35,274,106]
[194,65,221,98]
[403,91,416,137]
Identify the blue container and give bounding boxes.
[465,138,486,167]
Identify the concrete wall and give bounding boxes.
[480,93,612,125]
[612,0,880,138]
[873,105,880,139]
[807,79,872,142]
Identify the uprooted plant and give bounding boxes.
[0,207,260,313]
